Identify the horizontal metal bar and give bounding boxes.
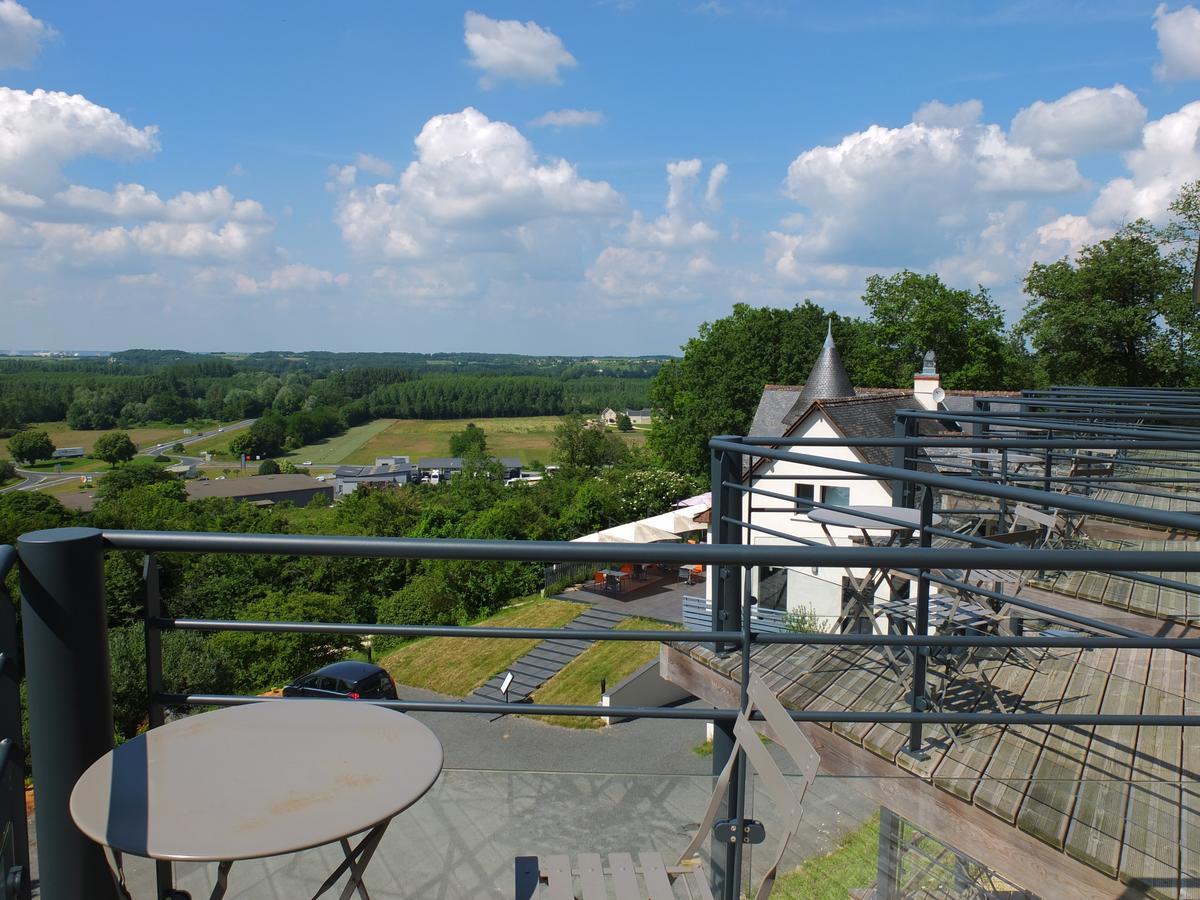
[741,436,1194,450]
[710,437,1200,532]
[105,529,1200,570]
[156,616,1200,650]
[155,693,1200,727]
[159,617,724,642]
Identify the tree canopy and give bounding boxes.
[6,430,55,465]
[448,423,488,457]
[1020,224,1190,386]
[92,431,137,465]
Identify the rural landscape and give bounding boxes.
[3,2,1200,898]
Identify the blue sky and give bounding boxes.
[0,1,1198,355]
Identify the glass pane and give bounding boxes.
[822,485,851,508]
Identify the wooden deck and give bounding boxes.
[678,638,1199,899]
[1032,540,1200,624]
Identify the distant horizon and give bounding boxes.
[2,347,680,359]
[0,2,1197,352]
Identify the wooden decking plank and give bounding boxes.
[1158,589,1190,621]
[1179,653,1200,899]
[932,655,1037,802]
[1130,582,1162,617]
[1079,572,1109,603]
[1064,648,1151,877]
[1119,649,1185,899]
[778,646,862,711]
[973,652,1079,824]
[835,654,909,745]
[1106,576,1135,611]
[1016,646,1116,849]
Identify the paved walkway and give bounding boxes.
[467,606,628,705]
[558,578,692,625]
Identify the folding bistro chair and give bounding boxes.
[517,674,820,900]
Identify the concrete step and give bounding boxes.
[543,639,590,652]
[524,647,577,666]
[576,608,626,625]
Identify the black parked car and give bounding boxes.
[282,661,399,700]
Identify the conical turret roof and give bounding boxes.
[782,321,855,424]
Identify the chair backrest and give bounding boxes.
[678,674,820,900]
[1010,503,1057,538]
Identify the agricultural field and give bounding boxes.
[0,422,213,462]
[186,415,646,467]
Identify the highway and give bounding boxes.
[0,418,256,495]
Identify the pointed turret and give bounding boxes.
[782,320,855,424]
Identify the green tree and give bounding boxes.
[95,458,175,500]
[448,423,488,457]
[213,590,355,692]
[647,301,855,475]
[1020,225,1189,385]
[0,458,14,484]
[92,431,137,465]
[857,271,1031,389]
[6,429,55,465]
[616,413,633,432]
[1160,179,1200,311]
[0,491,71,546]
[552,415,628,469]
[278,460,307,475]
[258,458,281,475]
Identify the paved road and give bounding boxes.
[0,419,255,496]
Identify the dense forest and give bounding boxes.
[0,353,659,435]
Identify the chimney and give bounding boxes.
[913,349,942,411]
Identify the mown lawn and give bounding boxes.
[772,813,880,899]
[278,418,397,464]
[346,416,564,466]
[380,597,584,697]
[530,616,680,729]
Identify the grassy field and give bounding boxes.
[344,416,560,466]
[380,597,584,697]
[0,422,216,460]
[185,415,645,467]
[772,813,880,899]
[530,617,680,729]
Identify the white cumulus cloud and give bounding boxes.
[234,264,350,295]
[777,117,1085,268]
[913,99,983,128]
[626,159,720,248]
[334,107,620,260]
[530,108,604,129]
[464,11,577,87]
[0,88,159,192]
[1154,4,1200,81]
[1010,85,1147,157]
[0,1,54,69]
[355,153,393,177]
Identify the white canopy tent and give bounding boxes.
[570,504,709,543]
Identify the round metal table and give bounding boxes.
[807,505,940,531]
[71,700,443,899]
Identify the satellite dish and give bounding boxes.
[931,386,946,403]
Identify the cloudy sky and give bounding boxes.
[1,2,1198,354]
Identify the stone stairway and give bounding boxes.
[468,605,627,705]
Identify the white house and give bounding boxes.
[625,408,653,426]
[710,325,954,631]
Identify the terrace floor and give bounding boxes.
[675,638,1200,899]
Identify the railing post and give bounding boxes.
[143,554,174,898]
[0,547,30,900]
[709,438,743,900]
[905,489,934,758]
[892,416,918,507]
[17,527,118,900]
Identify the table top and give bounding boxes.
[808,505,942,530]
[962,451,1042,464]
[70,700,443,863]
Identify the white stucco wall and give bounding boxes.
[718,411,897,631]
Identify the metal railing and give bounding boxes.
[12,389,1200,899]
[0,547,28,900]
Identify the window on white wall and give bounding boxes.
[821,485,851,508]
[794,483,814,512]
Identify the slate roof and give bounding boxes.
[783,322,855,421]
[814,393,917,470]
[749,386,804,437]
